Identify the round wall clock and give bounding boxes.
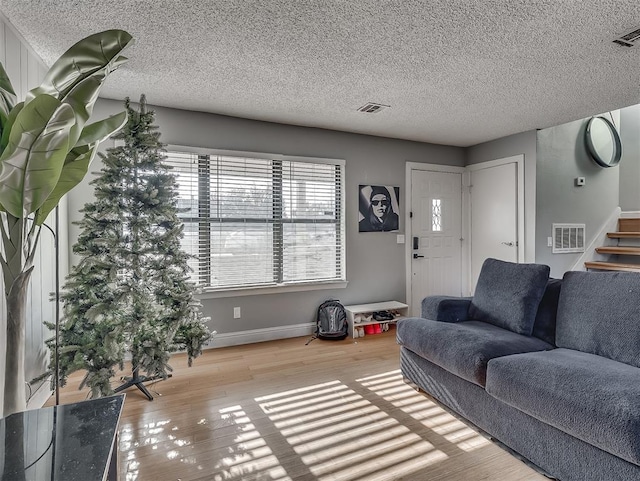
[585,116,622,168]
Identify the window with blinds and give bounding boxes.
[166,151,345,290]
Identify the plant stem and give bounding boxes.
[2,214,37,415]
[4,267,33,415]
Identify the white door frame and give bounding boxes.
[465,154,525,294]
[406,155,525,306]
[405,162,467,313]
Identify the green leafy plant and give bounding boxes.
[0,30,133,415]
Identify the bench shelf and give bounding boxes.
[343,301,409,339]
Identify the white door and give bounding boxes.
[410,170,463,316]
[470,161,519,292]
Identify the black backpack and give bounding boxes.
[307,299,348,343]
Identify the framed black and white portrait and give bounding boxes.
[359,185,400,232]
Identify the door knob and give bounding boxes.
[413,253,425,259]
[501,242,515,247]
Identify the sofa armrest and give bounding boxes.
[421,296,472,322]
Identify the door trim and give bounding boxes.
[466,154,525,293]
[405,162,467,315]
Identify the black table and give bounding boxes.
[0,394,124,481]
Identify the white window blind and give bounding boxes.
[166,151,345,290]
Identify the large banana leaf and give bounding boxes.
[0,94,75,217]
[34,111,127,225]
[0,63,16,131]
[75,111,127,147]
[61,68,107,148]
[0,101,23,153]
[25,30,133,105]
[34,144,97,225]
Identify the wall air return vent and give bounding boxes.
[552,223,585,254]
[613,27,640,47]
[357,102,390,113]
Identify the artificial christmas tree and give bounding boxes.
[48,95,212,399]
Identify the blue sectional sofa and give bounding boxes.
[397,258,640,481]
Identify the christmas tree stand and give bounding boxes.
[113,368,172,401]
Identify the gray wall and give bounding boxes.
[69,99,464,336]
[465,130,537,262]
[536,116,620,278]
[620,104,640,211]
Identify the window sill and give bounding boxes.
[196,280,349,299]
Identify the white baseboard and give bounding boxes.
[27,378,53,411]
[207,322,315,349]
[621,211,640,218]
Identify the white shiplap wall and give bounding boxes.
[0,16,65,414]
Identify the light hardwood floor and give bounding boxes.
[48,329,547,481]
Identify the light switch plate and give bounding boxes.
[396,234,405,244]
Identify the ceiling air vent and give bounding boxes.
[357,102,390,114]
[552,224,585,254]
[613,27,640,47]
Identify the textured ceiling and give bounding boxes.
[1,0,640,147]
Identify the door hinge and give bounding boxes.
[409,211,413,218]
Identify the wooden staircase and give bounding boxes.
[585,218,640,272]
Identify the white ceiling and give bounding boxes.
[1,1,640,147]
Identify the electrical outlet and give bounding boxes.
[233,307,241,319]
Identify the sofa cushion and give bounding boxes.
[531,278,562,345]
[556,271,640,367]
[486,348,640,465]
[421,296,471,322]
[396,318,553,386]
[468,258,550,335]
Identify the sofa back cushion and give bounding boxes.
[531,278,562,345]
[556,271,640,367]
[468,258,550,335]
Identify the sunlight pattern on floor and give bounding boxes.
[255,379,447,480]
[120,419,173,480]
[211,405,292,481]
[357,370,490,452]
